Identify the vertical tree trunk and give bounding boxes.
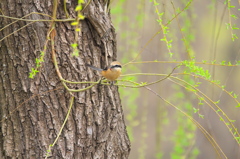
[0,0,130,158]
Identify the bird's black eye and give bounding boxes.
[111,65,122,68]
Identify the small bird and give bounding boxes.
[86,61,122,82]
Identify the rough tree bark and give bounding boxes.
[0,0,130,158]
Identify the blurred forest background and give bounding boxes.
[111,0,240,159]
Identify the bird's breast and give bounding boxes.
[101,69,121,81]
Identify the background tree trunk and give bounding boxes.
[0,0,130,158]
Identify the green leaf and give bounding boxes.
[221,61,226,65]
[71,21,79,26]
[199,114,204,119]
[29,73,34,79]
[75,28,81,32]
[221,85,225,90]
[230,119,236,123]
[193,107,199,113]
[75,5,82,11]
[72,49,79,57]
[31,68,39,74]
[35,58,40,64]
[78,14,85,20]
[71,43,78,48]
[233,93,238,98]
[229,5,235,8]
[40,51,44,56]
[78,0,85,3]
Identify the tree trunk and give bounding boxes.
[0,0,130,158]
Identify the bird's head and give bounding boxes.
[110,61,122,72]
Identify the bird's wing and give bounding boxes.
[86,64,103,71]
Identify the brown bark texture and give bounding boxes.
[0,0,130,158]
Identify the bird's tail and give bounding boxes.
[86,64,103,71]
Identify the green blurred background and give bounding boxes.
[111,0,240,159]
